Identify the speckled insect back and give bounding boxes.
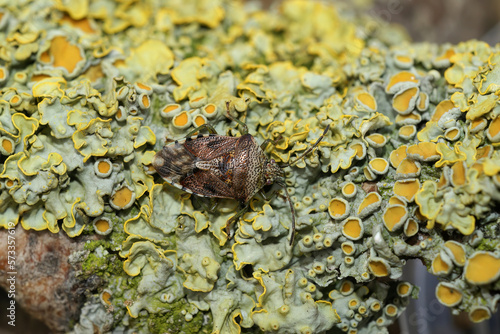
[153,101,330,245]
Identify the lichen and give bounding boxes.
[146,300,212,334]
[1,0,500,333]
[82,239,125,278]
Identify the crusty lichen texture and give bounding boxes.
[0,0,499,333]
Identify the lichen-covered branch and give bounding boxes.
[0,0,499,333]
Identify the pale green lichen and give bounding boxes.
[0,0,500,333]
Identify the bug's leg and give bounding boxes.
[274,185,296,246]
[279,124,331,168]
[260,134,283,151]
[225,101,249,135]
[259,189,281,202]
[225,202,250,238]
[193,196,219,213]
[260,139,273,151]
[209,197,218,212]
[259,189,270,202]
[185,124,218,138]
[191,196,205,211]
[260,185,289,202]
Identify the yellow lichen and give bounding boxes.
[40,36,84,75]
[403,218,418,237]
[173,111,191,129]
[392,87,419,114]
[97,160,111,174]
[390,145,407,168]
[395,158,420,179]
[384,304,398,317]
[60,14,95,33]
[110,185,135,210]
[357,192,381,218]
[397,282,412,297]
[161,104,181,118]
[355,92,377,111]
[328,198,350,220]
[407,142,439,161]
[467,94,497,121]
[393,179,420,202]
[368,258,390,277]
[0,0,498,330]
[444,127,460,141]
[444,241,466,267]
[399,125,416,139]
[416,92,428,111]
[430,100,455,122]
[94,219,110,233]
[350,142,366,160]
[386,71,419,94]
[126,40,175,80]
[1,138,14,154]
[450,161,466,186]
[469,118,487,133]
[475,145,492,160]
[341,182,356,198]
[487,116,500,142]
[341,242,355,255]
[395,112,421,125]
[382,205,408,232]
[202,104,218,118]
[101,290,112,305]
[341,217,363,240]
[193,115,207,127]
[431,253,451,276]
[469,307,491,323]
[464,252,500,285]
[365,133,386,147]
[368,158,389,175]
[436,283,462,307]
[388,196,405,206]
[340,280,354,295]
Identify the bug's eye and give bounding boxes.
[266,179,272,185]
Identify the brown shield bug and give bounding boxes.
[152,102,330,245]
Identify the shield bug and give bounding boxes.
[152,102,330,245]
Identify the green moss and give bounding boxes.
[476,238,497,252]
[81,222,96,235]
[420,164,442,182]
[378,180,394,201]
[410,285,420,299]
[146,300,212,334]
[84,239,108,252]
[482,221,500,238]
[110,230,127,248]
[81,251,124,277]
[81,211,131,277]
[82,251,108,274]
[109,215,128,248]
[82,240,126,277]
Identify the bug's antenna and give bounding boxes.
[278,181,296,246]
[280,124,330,168]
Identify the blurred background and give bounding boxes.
[261,0,500,45]
[1,1,499,333]
[371,0,500,45]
